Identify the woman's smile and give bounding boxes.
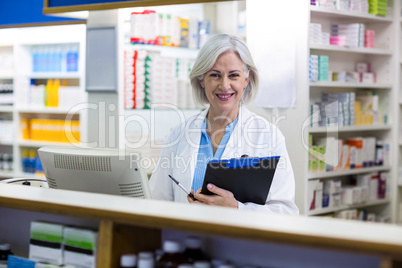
[216,92,235,101]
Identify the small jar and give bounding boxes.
[120,253,137,268]
[138,256,154,268]
[183,236,208,263]
[158,240,186,268]
[194,261,210,268]
[138,251,154,260]
[0,243,13,262]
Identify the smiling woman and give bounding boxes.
[149,34,299,215]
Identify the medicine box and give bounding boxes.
[63,226,98,268]
[341,186,360,205]
[29,221,64,265]
[7,255,36,268]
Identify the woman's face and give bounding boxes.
[200,52,250,119]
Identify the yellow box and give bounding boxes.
[72,120,80,143]
[21,119,30,140]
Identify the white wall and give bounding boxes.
[247,0,310,214]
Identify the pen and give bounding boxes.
[168,175,197,201]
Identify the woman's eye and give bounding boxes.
[230,74,240,78]
[210,73,220,78]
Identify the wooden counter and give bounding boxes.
[0,183,401,267]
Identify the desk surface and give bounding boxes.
[0,183,402,258]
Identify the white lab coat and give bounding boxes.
[149,105,299,215]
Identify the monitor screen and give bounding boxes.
[38,146,152,199]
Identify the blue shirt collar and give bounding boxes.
[201,116,239,135]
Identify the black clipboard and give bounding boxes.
[200,156,280,205]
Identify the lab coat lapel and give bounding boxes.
[177,108,208,191]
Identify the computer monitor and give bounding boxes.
[38,146,152,199]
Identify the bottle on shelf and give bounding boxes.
[183,236,208,264]
[45,79,53,107]
[29,150,37,173]
[194,261,211,268]
[22,150,30,173]
[155,249,164,263]
[0,243,13,266]
[137,251,154,268]
[1,153,13,171]
[138,251,154,260]
[158,240,186,268]
[50,78,60,107]
[138,256,154,268]
[35,155,44,176]
[67,44,79,72]
[375,141,383,166]
[120,253,137,268]
[32,46,39,73]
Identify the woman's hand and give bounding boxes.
[187,184,238,208]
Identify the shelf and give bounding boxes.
[310,6,393,22]
[0,106,13,112]
[308,199,390,216]
[309,124,391,133]
[0,170,16,178]
[18,140,78,147]
[17,107,78,114]
[129,43,199,52]
[309,44,392,55]
[0,171,44,179]
[0,141,14,146]
[310,82,392,88]
[29,72,81,79]
[128,43,199,58]
[308,165,391,179]
[0,74,13,79]
[15,172,45,179]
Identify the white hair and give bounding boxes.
[190,34,259,105]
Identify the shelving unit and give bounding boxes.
[396,0,402,223]
[305,1,399,221]
[128,43,200,58]
[1,183,402,268]
[308,199,391,216]
[310,81,392,88]
[309,5,393,22]
[0,106,13,112]
[308,165,391,179]
[309,125,392,133]
[0,24,87,179]
[309,43,392,55]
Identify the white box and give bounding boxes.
[324,179,342,195]
[63,227,98,268]
[342,186,360,204]
[369,175,379,201]
[331,192,341,207]
[315,179,323,210]
[29,221,64,265]
[359,185,369,202]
